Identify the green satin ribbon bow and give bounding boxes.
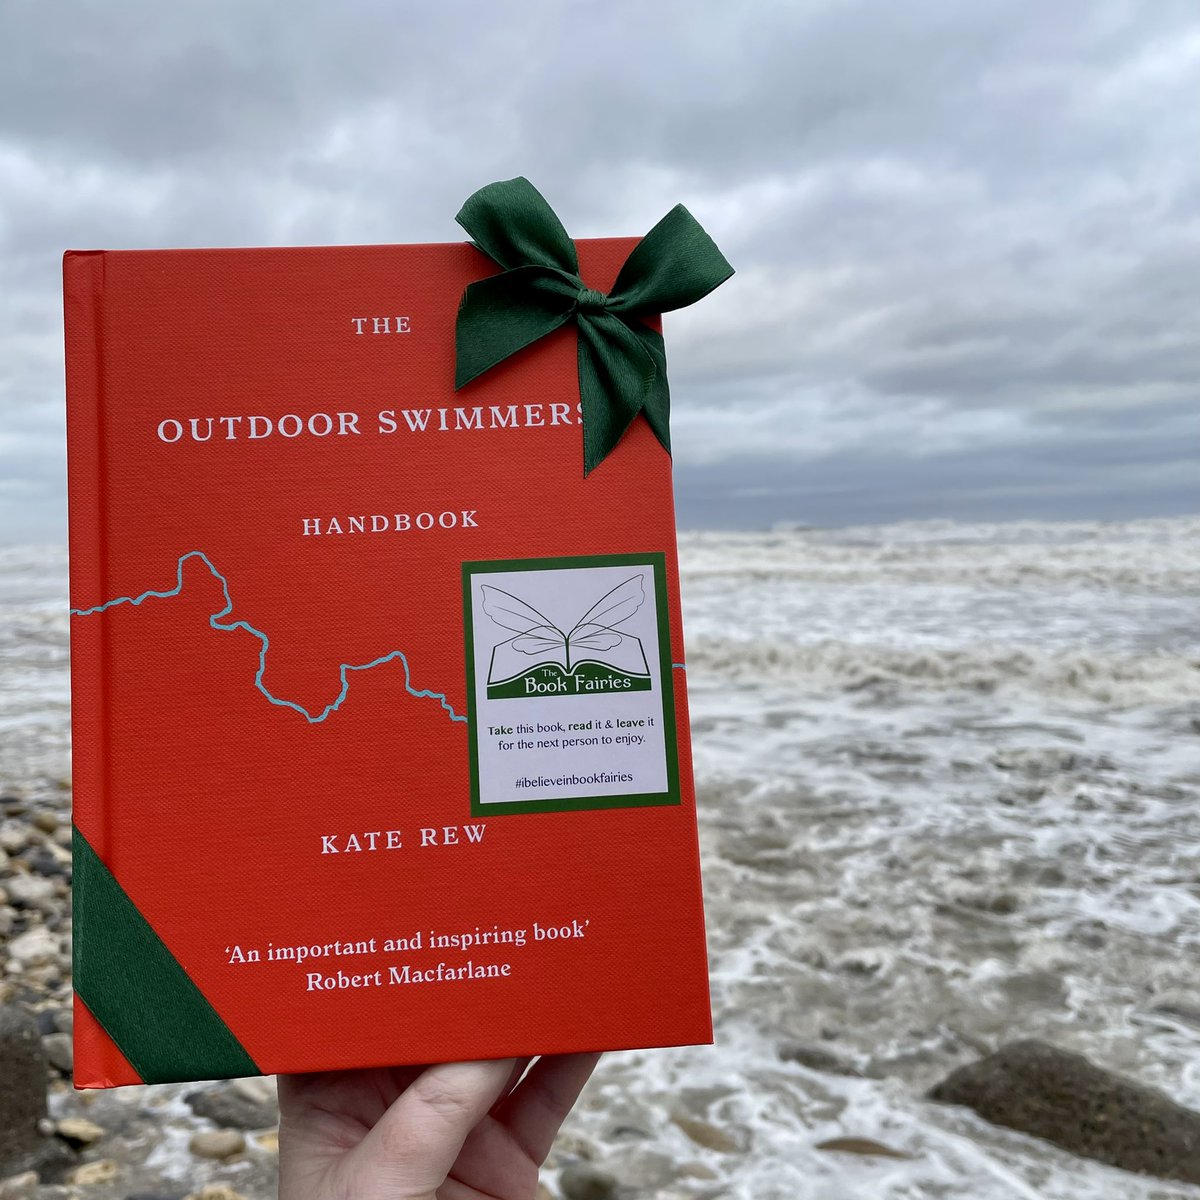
[455,177,734,474]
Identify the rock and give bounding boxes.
[255,1130,278,1154]
[5,876,56,910]
[23,963,62,991]
[70,1158,119,1185]
[0,1172,38,1200]
[188,1129,246,1160]
[43,1032,73,1073]
[0,1007,48,1172]
[929,1040,1200,1185]
[55,1117,104,1147]
[27,853,67,880]
[29,1137,76,1180]
[559,1163,618,1200]
[607,1124,652,1141]
[671,1115,748,1154]
[990,747,1078,775]
[229,1075,276,1106]
[614,1149,678,1188]
[816,1136,913,1159]
[548,1132,596,1165]
[958,887,1021,915]
[7,928,59,968]
[127,1194,186,1200]
[31,813,59,835]
[779,1042,862,1076]
[185,1085,277,1131]
[0,825,27,855]
[835,946,891,976]
[184,1187,250,1200]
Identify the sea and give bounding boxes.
[2,515,1198,1198]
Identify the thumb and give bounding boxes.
[353,1059,516,1193]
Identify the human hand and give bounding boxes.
[277,1053,600,1200]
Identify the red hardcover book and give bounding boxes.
[64,227,713,1087]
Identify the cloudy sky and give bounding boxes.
[3,0,1198,536]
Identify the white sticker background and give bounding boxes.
[468,563,671,806]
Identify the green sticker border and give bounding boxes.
[462,552,681,816]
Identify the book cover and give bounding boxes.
[64,188,726,1087]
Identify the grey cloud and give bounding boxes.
[1,0,1198,541]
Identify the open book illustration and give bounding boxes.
[482,574,653,698]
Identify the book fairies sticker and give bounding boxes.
[463,554,679,814]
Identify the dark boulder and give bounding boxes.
[559,1163,619,1200]
[930,1040,1200,1184]
[0,1006,48,1172]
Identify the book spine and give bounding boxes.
[63,250,125,1087]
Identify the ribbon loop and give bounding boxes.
[455,177,733,474]
[456,177,578,275]
[607,205,733,317]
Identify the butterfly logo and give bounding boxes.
[480,574,653,699]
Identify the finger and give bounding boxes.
[493,1052,601,1164]
[356,1058,516,1189]
[278,1065,427,1133]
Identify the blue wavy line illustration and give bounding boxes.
[70,550,467,725]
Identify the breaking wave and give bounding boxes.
[685,635,1200,707]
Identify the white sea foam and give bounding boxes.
[685,636,1200,707]
[565,516,1200,1198]
[4,518,1200,1198]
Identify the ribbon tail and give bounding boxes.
[455,267,576,389]
[629,322,671,454]
[607,204,735,317]
[577,315,663,475]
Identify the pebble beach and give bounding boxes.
[1,514,1199,1198]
